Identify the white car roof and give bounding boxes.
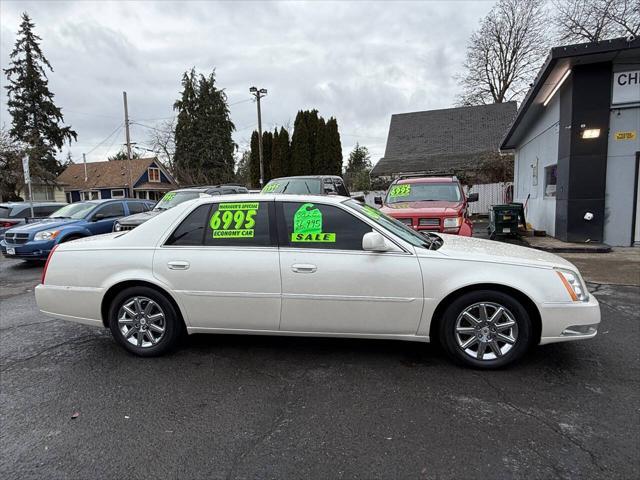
[190,193,352,206]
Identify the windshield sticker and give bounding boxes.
[210,202,258,239]
[162,192,176,202]
[389,184,411,197]
[291,203,336,243]
[361,204,381,220]
[261,183,280,193]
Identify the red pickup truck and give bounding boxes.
[374,176,478,236]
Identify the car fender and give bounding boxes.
[416,257,562,337]
[54,224,92,243]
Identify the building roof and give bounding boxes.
[371,102,517,177]
[56,157,174,190]
[501,36,640,149]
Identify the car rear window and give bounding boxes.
[262,179,322,194]
[0,207,12,218]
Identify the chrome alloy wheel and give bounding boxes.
[454,302,519,361]
[117,296,166,348]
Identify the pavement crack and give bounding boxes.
[474,373,609,474]
[0,334,100,373]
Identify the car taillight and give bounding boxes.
[41,245,58,284]
[0,220,18,228]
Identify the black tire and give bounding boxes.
[108,286,182,357]
[438,290,532,369]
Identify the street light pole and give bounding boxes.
[249,86,268,187]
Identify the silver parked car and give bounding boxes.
[0,202,67,240]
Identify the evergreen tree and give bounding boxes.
[272,126,290,177]
[173,69,199,183]
[108,149,141,161]
[325,117,343,175]
[4,13,76,180]
[262,130,273,183]
[235,150,251,186]
[345,143,371,174]
[270,128,281,179]
[249,130,260,188]
[173,68,236,184]
[290,111,312,175]
[313,117,327,173]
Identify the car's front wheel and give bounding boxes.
[108,286,182,357]
[439,290,532,369]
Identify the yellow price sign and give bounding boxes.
[614,131,636,141]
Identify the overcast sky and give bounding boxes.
[0,0,497,166]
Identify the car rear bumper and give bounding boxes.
[35,284,105,327]
[539,294,601,345]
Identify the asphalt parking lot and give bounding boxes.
[1,256,639,480]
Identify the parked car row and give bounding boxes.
[0,201,67,240]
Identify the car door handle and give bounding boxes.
[168,261,190,270]
[291,263,317,273]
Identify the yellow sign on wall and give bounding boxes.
[614,131,636,140]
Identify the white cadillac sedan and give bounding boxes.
[35,195,600,368]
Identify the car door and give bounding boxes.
[87,202,125,234]
[277,200,423,335]
[153,200,281,331]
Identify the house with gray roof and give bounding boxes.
[371,102,517,178]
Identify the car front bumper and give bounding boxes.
[539,293,601,345]
[1,239,55,260]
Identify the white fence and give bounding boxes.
[352,183,513,215]
[467,182,513,215]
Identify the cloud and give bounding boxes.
[0,0,494,165]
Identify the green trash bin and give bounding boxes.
[489,204,520,239]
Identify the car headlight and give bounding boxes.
[443,217,462,229]
[114,222,122,232]
[34,230,61,241]
[555,268,589,302]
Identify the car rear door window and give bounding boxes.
[165,204,210,246]
[204,201,273,247]
[95,202,125,218]
[278,202,371,250]
[128,202,147,214]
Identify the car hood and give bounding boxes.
[118,210,160,226]
[8,218,82,233]
[381,200,464,216]
[429,234,576,269]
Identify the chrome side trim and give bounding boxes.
[175,290,280,299]
[283,293,417,303]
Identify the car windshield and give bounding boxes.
[386,182,462,203]
[344,199,442,250]
[49,202,97,219]
[153,191,201,211]
[262,179,322,194]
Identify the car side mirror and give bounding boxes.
[362,231,390,252]
[374,196,383,206]
[467,193,479,202]
[93,213,105,221]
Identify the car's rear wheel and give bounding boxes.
[108,286,181,357]
[439,290,532,369]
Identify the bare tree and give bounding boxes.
[457,0,549,106]
[554,0,640,43]
[146,118,176,173]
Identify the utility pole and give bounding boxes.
[122,91,134,198]
[249,86,268,187]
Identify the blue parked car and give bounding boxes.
[1,199,155,261]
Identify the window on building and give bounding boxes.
[81,191,100,201]
[279,202,372,251]
[65,192,72,203]
[544,165,557,197]
[111,189,125,198]
[148,167,161,182]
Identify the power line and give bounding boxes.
[84,123,124,155]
